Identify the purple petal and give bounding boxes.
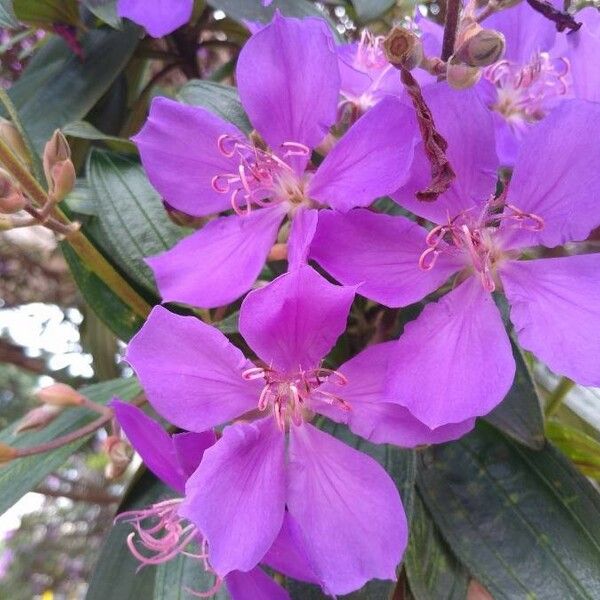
[309,97,418,211]
[501,100,600,249]
[500,255,600,387]
[126,306,261,432]
[147,206,286,308]
[180,418,286,576]
[314,343,475,446]
[225,568,290,600]
[172,431,217,480]
[393,85,498,223]
[133,97,246,217]
[287,207,318,271]
[310,209,463,308]
[236,13,340,154]
[567,9,600,103]
[287,424,407,595]
[239,266,356,373]
[111,400,186,493]
[386,276,515,428]
[117,0,193,37]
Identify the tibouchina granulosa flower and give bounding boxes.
[117,0,193,37]
[311,85,600,429]
[126,266,471,595]
[134,13,417,308]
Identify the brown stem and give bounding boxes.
[441,0,462,61]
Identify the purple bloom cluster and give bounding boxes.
[112,7,600,598]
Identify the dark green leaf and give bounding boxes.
[208,0,329,23]
[351,0,395,22]
[214,311,239,335]
[0,0,18,28]
[6,23,138,151]
[405,493,468,600]
[13,0,80,28]
[64,179,97,216]
[417,422,600,600]
[484,340,544,449]
[61,243,144,341]
[87,149,186,293]
[81,0,121,29]
[287,577,393,599]
[0,377,140,516]
[64,120,136,153]
[177,80,251,133]
[546,420,600,480]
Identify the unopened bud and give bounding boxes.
[36,383,85,407]
[454,28,505,67]
[15,404,63,434]
[0,119,29,164]
[50,159,76,202]
[43,130,74,200]
[0,442,17,465]
[383,26,424,71]
[104,435,133,480]
[0,170,26,214]
[446,60,482,89]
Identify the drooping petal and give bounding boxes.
[147,205,286,308]
[239,266,356,374]
[500,255,600,387]
[172,431,217,480]
[501,100,600,249]
[386,276,515,429]
[225,568,290,600]
[313,343,475,446]
[308,96,418,212]
[287,207,318,271]
[236,13,340,155]
[567,9,600,103]
[180,418,286,576]
[126,306,261,432]
[117,0,193,37]
[310,209,463,308]
[392,85,499,223]
[287,424,407,595]
[133,97,246,217]
[111,400,186,493]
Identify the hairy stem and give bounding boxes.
[441,0,462,61]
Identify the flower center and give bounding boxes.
[484,53,571,124]
[116,499,222,597]
[211,135,310,216]
[242,365,350,431]
[418,200,544,291]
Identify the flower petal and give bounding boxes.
[172,431,217,480]
[309,96,418,212]
[147,205,286,308]
[310,209,462,307]
[314,343,475,446]
[567,9,600,103]
[117,0,193,37]
[392,85,498,223]
[287,207,318,271]
[500,255,600,386]
[287,424,407,595]
[225,568,290,600]
[239,266,356,373]
[386,276,515,428]
[236,13,340,153]
[133,97,246,217]
[180,418,286,576]
[111,399,186,493]
[501,100,600,249]
[126,306,261,432]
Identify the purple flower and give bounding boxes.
[112,400,298,599]
[126,265,471,594]
[117,0,193,37]
[134,13,417,308]
[311,87,600,429]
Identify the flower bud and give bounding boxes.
[0,170,26,214]
[0,119,29,164]
[383,26,424,71]
[15,405,63,434]
[0,442,17,465]
[446,60,482,89]
[50,159,76,202]
[43,130,75,201]
[454,28,505,67]
[36,383,85,407]
[104,435,133,480]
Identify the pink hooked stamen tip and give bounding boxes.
[281,141,311,158]
[419,247,440,271]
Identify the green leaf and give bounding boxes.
[64,179,97,216]
[177,80,251,133]
[64,120,136,153]
[351,0,395,22]
[417,421,600,599]
[0,377,140,516]
[546,420,600,480]
[405,493,469,600]
[61,243,144,341]
[87,470,168,600]
[484,340,544,449]
[81,0,121,29]
[0,0,18,28]
[214,311,239,335]
[87,149,187,294]
[208,0,330,23]
[6,23,138,151]
[13,0,80,28]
